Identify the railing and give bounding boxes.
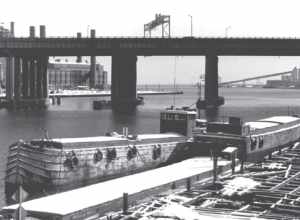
[2,36,300,40]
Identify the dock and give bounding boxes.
[0,90,183,99]
[112,141,300,220]
[1,157,231,220]
[48,90,183,98]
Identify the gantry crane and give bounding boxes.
[144,14,170,38]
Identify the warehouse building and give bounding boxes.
[48,59,108,90]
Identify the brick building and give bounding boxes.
[0,23,14,88]
[48,59,108,90]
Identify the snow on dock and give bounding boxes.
[2,157,230,218]
[49,90,183,98]
[0,90,183,99]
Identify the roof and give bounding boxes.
[245,116,300,130]
[161,109,197,115]
[137,133,183,140]
[259,116,300,124]
[2,158,230,216]
[52,136,126,144]
[245,121,278,130]
[51,133,182,144]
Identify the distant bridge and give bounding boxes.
[219,70,293,86]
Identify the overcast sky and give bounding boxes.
[2,0,300,84]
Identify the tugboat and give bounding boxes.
[5,107,197,203]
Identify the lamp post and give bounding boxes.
[87,25,90,37]
[225,26,231,37]
[188,15,193,37]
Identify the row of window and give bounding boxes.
[161,113,195,121]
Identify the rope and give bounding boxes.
[136,150,146,163]
[188,102,197,108]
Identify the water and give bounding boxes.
[1,86,300,207]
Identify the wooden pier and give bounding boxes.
[116,141,300,220]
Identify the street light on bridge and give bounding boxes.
[188,15,193,37]
[225,25,231,38]
[87,25,90,37]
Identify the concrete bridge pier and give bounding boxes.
[41,56,49,99]
[205,52,219,107]
[22,57,30,99]
[196,52,224,121]
[89,29,96,88]
[29,58,36,100]
[5,57,14,103]
[4,56,49,109]
[13,57,21,105]
[24,56,49,108]
[111,52,138,112]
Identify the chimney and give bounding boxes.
[40,25,46,38]
[89,29,96,88]
[76,32,82,63]
[10,22,14,37]
[90,29,96,38]
[29,26,35,38]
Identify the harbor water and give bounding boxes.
[2,86,300,207]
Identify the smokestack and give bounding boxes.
[90,29,96,38]
[90,29,96,88]
[39,25,46,38]
[76,32,82,63]
[10,22,14,37]
[29,26,35,38]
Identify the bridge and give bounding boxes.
[3,25,300,111]
[219,70,293,86]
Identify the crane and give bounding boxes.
[144,14,171,38]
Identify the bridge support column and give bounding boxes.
[111,52,137,111]
[89,29,96,88]
[205,53,218,104]
[90,56,96,88]
[13,57,21,104]
[36,58,43,99]
[34,56,49,107]
[22,57,29,99]
[41,56,49,99]
[29,58,36,99]
[5,57,14,102]
[202,52,224,121]
[10,56,49,109]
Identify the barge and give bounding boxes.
[5,107,197,203]
[195,115,300,163]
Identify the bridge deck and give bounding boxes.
[2,37,300,56]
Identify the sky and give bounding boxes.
[2,0,300,84]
